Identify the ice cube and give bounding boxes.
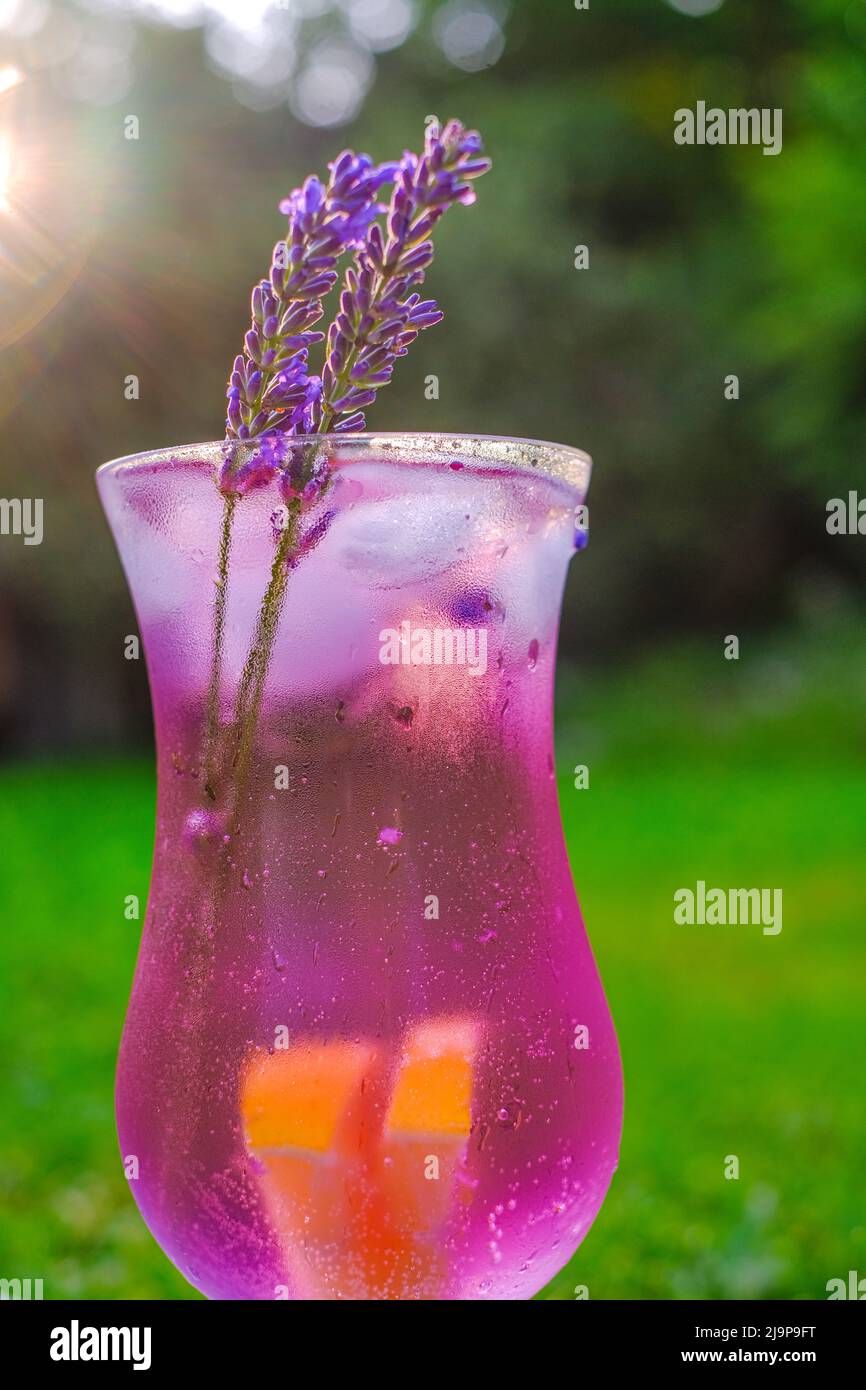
[328,490,481,588]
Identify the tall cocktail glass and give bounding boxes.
[97,433,622,1300]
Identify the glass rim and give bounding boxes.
[96,431,592,497]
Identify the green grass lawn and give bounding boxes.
[1,628,864,1300]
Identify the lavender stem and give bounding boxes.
[203,490,237,801]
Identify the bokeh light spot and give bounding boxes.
[666,0,725,16]
[341,0,416,54]
[433,1,505,73]
[290,38,374,127]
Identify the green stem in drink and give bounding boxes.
[203,491,237,800]
[228,501,300,834]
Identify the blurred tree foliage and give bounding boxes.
[1,0,864,750]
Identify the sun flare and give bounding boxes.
[0,65,25,99]
[0,132,13,214]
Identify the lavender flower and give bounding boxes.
[219,431,288,497]
[315,118,491,434]
[220,151,394,494]
[207,118,489,817]
[278,443,330,505]
[287,507,337,569]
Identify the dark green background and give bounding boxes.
[0,0,864,1299]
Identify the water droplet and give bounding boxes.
[182,808,224,852]
[335,701,346,723]
[527,638,539,670]
[449,587,504,626]
[496,1101,523,1130]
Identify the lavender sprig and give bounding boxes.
[208,119,489,829]
[220,152,395,488]
[205,153,393,791]
[316,119,491,435]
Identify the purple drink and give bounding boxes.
[98,433,622,1300]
